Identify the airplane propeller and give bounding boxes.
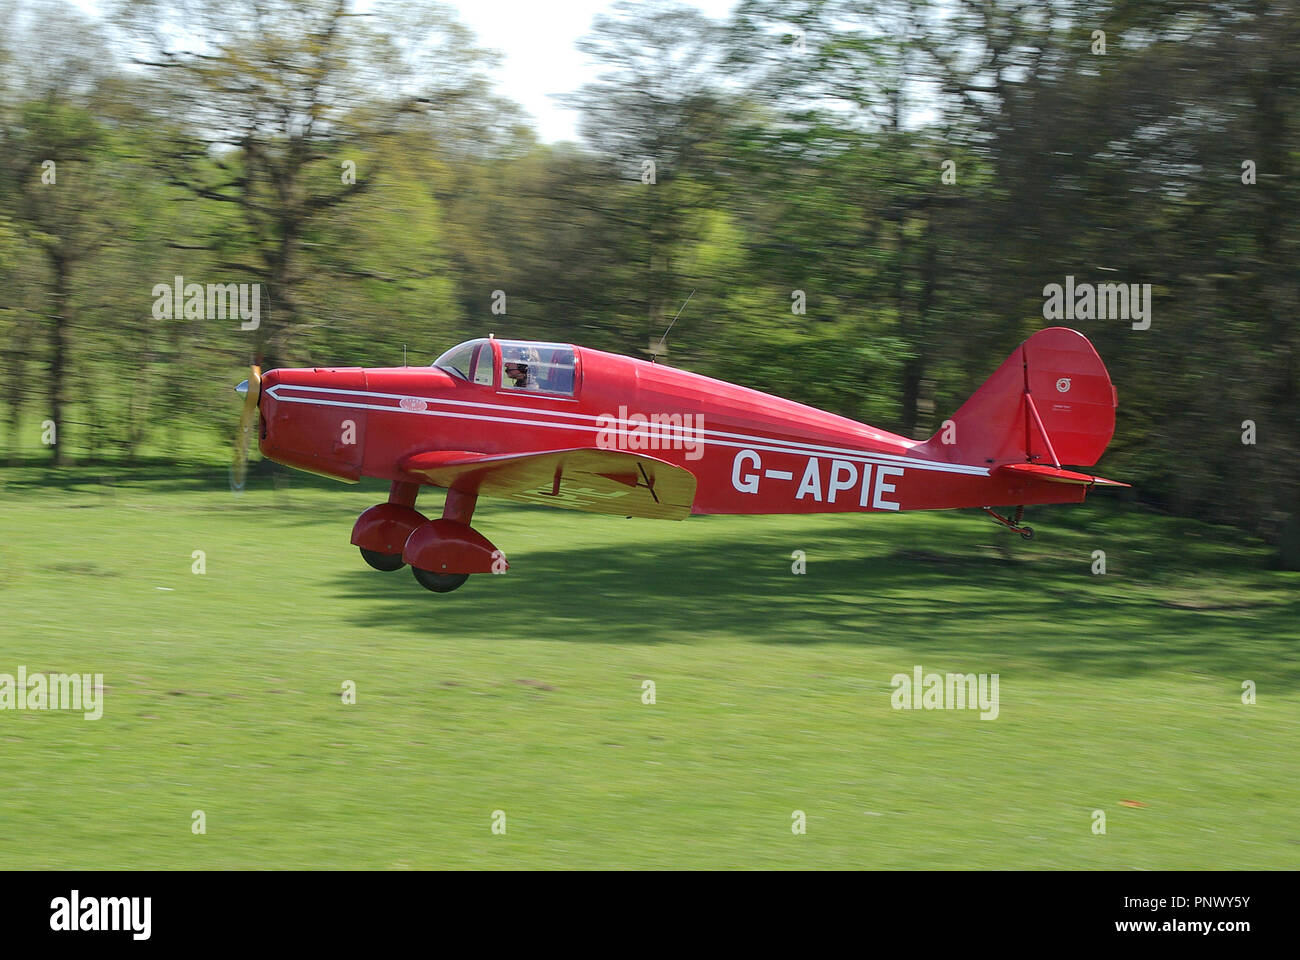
[231,363,262,492]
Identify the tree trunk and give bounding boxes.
[2,325,29,465]
[49,249,72,467]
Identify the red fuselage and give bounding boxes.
[257,336,1096,514]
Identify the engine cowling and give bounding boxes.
[259,367,368,482]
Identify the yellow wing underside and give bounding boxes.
[400,447,698,521]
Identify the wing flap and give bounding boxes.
[400,447,698,520]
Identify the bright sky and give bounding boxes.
[434,0,739,142]
[63,0,740,143]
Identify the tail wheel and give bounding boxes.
[411,567,469,593]
[981,506,1034,540]
[360,548,405,572]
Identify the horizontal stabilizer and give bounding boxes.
[998,463,1129,487]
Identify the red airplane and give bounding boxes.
[233,326,1124,593]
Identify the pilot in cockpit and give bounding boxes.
[504,361,533,388]
[503,346,542,389]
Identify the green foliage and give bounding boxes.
[0,0,1295,548]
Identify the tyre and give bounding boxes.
[360,548,405,572]
[411,567,469,593]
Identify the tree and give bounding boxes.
[566,0,735,349]
[113,0,500,363]
[0,0,116,463]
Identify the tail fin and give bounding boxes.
[915,327,1118,469]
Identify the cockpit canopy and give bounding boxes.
[433,339,577,395]
[432,339,492,384]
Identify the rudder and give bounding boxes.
[916,327,1117,468]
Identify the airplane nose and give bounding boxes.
[235,378,249,397]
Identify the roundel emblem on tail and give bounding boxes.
[1055,377,1072,393]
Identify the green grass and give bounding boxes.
[1,466,1297,869]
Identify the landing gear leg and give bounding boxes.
[441,487,476,525]
[981,505,1034,540]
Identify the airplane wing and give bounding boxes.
[399,447,698,520]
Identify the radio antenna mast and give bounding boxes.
[652,288,695,363]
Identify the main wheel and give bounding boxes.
[360,548,405,572]
[411,567,469,593]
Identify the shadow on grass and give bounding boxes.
[0,460,374,497]
[9,463,1292,682]
[325,513,1300,684]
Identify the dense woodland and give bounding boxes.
[1,0,1296,558]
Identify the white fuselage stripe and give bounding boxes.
[264,384,990,477]
[269,383,932,465]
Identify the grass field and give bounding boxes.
[1,465,1298,869]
